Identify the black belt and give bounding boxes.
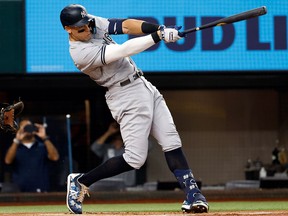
[120,70,144,87]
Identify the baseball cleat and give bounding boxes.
[66,173,90,214]
[181,193,209,213]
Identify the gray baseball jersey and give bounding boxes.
[68,15,182,169]
[69,16,137,88]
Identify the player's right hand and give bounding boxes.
[162,28,182,43]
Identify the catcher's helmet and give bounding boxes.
[60,4,91,28]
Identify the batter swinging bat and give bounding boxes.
[179,6,267,36]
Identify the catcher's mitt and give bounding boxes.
[0,100,24,133]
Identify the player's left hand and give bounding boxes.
[162,27,182,43]
[167,25,182,31]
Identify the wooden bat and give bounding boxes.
[179,6,267,36]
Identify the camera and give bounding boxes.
[23,124,38,133]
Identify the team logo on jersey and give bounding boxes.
[81,10,87,18]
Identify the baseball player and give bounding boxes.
[60,4,208,214]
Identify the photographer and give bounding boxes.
[4,119,59,192]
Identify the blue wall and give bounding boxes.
[24,0,288,73]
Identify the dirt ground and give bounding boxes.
[2,211,288,216]
[84,211,288,215]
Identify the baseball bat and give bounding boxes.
[179,6,267,36]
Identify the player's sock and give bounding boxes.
[164,147,190,171]
[164,148,204,203]
[78,155,134,187]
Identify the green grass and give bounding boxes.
[0,201,288,213]
[210,201,288,211]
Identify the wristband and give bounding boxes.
[141,22,160,33]
[13,138,20,145]
[151,32,161,43]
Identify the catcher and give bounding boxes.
[0,100,24,133]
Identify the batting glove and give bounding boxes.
[162,27,182,43]
[167,25,182,31]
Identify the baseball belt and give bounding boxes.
[120,70,144,87]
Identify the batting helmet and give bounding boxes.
[60,4,91,29]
